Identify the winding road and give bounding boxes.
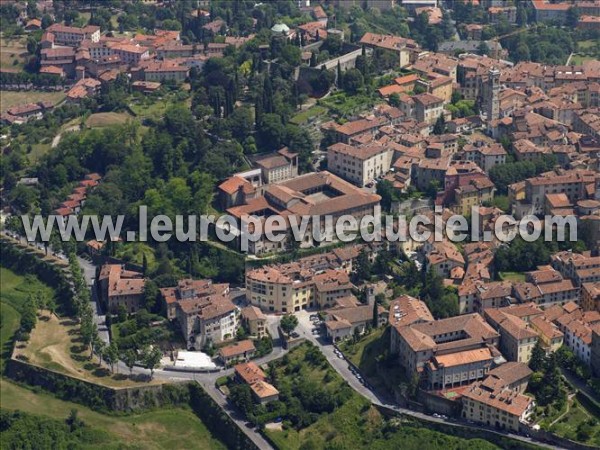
[5,232,564,450]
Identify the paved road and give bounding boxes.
[561,368,599,402]
[294,310,563,450]
[3,234,562,448]
[76,255,110,344]
[194,377,274,450]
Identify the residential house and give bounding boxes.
[98,264,145,314]
[46,24,101,46]
[245,247,360,313]
[241,306,268,339]
[174,292,237,350]
[234,362,279,404]
[413,93,445,125]
[582,282,600,312]
[461,382,534,432]
[324,298,388,341]
[484,307,540,364]
[218,339,256,365]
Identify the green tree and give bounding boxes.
[143,346,162,379]
[66,409,83,432]
[123,349,137,376]
[342,68,364,95]
[477,41,491,56]
[529,340,546,372]
[142,280,159,312]
[258,113,286,151]
[517,4,528,27]
[372,300,379,329]
[280,314,299,335]
[355,248,372,282]
[566,7,579,28]
[376,179,396,212]
[41,14,53,29]
[104,341,120,373]
[20,302,37,333]
[229,383,254,415]
[433,114,445,135]
[93,338,106,366]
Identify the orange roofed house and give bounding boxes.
[245,246,360,313]
[160,279,236,350]
[461,380,535,432]
[98,264,145,314]
[359,32,420,68]
[234,362,279,404]
[219,339,256,365]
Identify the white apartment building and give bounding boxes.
[46,24,100,46]
[327,142,393,186]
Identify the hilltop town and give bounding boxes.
[1,1,600,449]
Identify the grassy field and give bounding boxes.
[289,105,328,125]
[499,272,526,282]
[339,327,408,392]
[0,36,27,70]
[0,90,66,112]
[18,309,162,387]
[547,398,600,446]
[318,92,377,117]
[115,242,156,269]
[0,268,225,449]
[265,344,500,450]
[0,268,55,370]
[577,40,598,52]
[570,54,596,65]
[129,94,192,121]
[28,142,52,163]
[1,381,226,450]
[85,112,134,128]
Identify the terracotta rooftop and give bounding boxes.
[463,383,533,417]
[234,361,266,385]
[219,339,256,358]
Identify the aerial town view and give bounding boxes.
[1,0,600,449]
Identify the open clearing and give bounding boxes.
[548,397,600,446]
[1,381,226,450]
[0,90,66,112]
[18,310,162,388]
[85,111,134,128]
[0,267,55,370]
[499,272,526,282]
[0,36,27,70]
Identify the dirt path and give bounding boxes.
[52,124,80,148]
[549,394,575,427]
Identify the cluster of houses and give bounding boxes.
[389,289,600,432]
[53,173,101,218]
[0,101,55,125]
[36,23,254,102]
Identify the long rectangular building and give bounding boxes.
[391,311,501,390]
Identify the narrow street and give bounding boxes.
[195,376,275,450]
[1,231,565,449]
[294,310,562,450]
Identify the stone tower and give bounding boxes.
[486,67,500,122]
